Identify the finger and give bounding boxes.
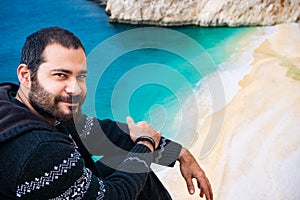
[200,188,204,198]
[126,116,135,129]
[200,182,213,200]
[208,181,213,200]
[203,178,213,200]
[198,179,212,200]
[185,177,195,195]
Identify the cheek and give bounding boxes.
[79,82,87,94]
[36,75,61,92]
[82,86,87,95]
[41,83,65,96]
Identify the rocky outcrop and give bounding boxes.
[91,0,107,6]
[102,0,300,26]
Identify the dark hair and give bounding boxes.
[20,27,85,81]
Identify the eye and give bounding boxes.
[54,73,68,79]
[77,74,86,80]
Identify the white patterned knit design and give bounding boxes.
[16,150,81,197]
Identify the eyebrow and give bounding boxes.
[50,69,88,75]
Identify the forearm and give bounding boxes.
[81,117,182,167]
[177,147,190,162]
[153,137,182,167]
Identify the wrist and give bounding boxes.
[137,141,154,152]
[177,147,191,163]
[135,136,156,152]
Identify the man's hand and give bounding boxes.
[126,116,161,150]
[178,148,213,200]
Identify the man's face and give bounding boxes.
[28,43,87,123]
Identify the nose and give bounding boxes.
[65,78,82,96]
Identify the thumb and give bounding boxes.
[126,116,135,129]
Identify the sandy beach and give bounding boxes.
[157,23,300,199]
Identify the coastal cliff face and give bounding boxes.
[103,0,300,26]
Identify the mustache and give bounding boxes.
[54,95,84,104]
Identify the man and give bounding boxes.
[0,27,213,199]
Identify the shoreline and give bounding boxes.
[171,25,275,154]
[157,23,300,199]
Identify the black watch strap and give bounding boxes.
[135,136,156,150]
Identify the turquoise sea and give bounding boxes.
[0,0,258,144]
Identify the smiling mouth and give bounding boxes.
[60,102,79,110]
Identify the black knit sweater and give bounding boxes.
[0,83,154,199]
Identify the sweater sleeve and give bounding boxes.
[78,117,182,167]
[153,136,182,167]
[16,138,153,200]
[101,118,182,167]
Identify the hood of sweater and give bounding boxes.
[0,82,54,143]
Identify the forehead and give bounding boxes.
[39,43,87,72]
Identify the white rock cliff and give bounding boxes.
[103,0,300,26]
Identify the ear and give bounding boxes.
[17,64,32,89]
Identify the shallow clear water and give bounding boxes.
[0,0,253,140]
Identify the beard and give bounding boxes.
[28,79,85,124]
